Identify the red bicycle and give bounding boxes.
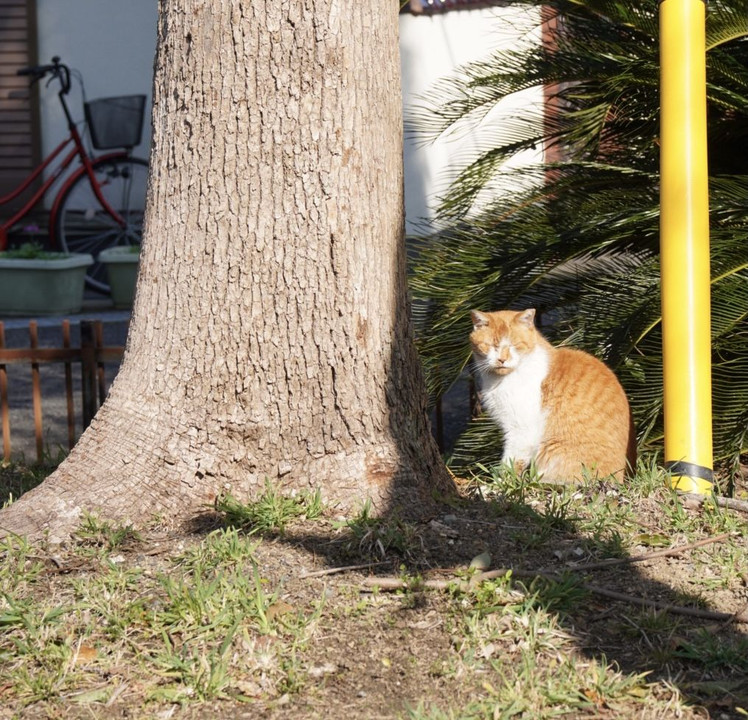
[0,56,149,293]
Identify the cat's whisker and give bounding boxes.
[472,358,493,373]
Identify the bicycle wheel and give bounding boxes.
[54,156,148,293]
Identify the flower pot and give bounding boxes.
[98,246,140,309]
[0,253,94,316]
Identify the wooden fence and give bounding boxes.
[0,320,125,463]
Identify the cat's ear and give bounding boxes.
[471,310,490,330]
[517,308,536,328]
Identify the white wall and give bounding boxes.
[36,1,158,164]
[400,7,543,233]
[33,3,540,231]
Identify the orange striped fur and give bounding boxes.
[470,308,636,482]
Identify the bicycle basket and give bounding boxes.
[84,95,146,150]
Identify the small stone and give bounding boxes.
[470,552,491,570]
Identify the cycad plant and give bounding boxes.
[410,0,748,485]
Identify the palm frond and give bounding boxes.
[411,0,748,470]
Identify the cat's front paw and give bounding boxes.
[501,455,527,475]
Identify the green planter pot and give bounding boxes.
[98,246,140,309]
[0,253,93,316]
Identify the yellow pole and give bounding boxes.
[659,0,713,494]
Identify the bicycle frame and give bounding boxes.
[0,76,130,250]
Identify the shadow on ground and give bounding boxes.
[197,470,748,718]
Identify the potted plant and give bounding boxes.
[0,243,93,316]
[98,245,140,309]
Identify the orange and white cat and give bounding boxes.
[470,308,636,482]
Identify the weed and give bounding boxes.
[152,618,241,700]
[625,608,684,637]
[216,483,323,535]
[572,488,637,552]
[473,461,543,506]
[674,629,748,672]
[659,493,698,533]
[516,574,588,617]
[175,526,260,571]
[0,534,46,594]
[699,495,748,535]
[627,455,672,498]
[73,514,141,555]
[71,565,151,640]
[542,488,577,529]
[0,594,69,633]
[692,542,748,591]
[0,591,78,703]
[338,500,423,560]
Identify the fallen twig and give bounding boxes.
[24,553,64,568]
[362,576,455,591]
[356,533,732,588]
[547,531,732,574]
[362,561,748,625]
[361,567,551,593]
[581,583,748,624]
[300,561,390,579]
[681,493,748,514]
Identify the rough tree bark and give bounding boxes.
[0,0,452,543]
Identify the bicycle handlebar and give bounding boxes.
[16,56,71,94]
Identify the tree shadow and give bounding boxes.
[259,231,747,715]
[190,230,747,714]
[206,467,748,718]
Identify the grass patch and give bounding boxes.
[0,459,58,508]
[0,518,323,711]
[0,453,747,717]
[336,499,425,560]
[215,482,323,535]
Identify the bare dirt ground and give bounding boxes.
[2,463,747,719]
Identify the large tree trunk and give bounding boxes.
[0,0,452,543]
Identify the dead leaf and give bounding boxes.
[75,644,98,664]
[266,600,294,620]
[582,687,607,707]
[633,533,671,548]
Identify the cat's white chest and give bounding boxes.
[479,346,550,465]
